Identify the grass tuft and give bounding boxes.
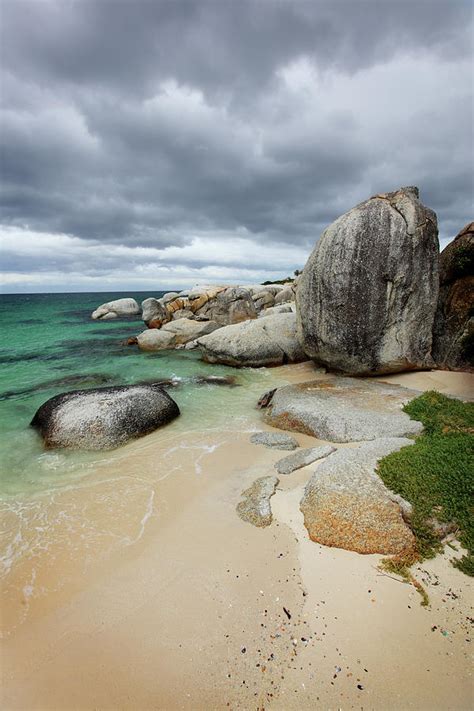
[378,391,474,576]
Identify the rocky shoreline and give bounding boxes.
[91,187,472,374]
[31,186,473,572]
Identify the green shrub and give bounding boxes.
[377,391,474,575]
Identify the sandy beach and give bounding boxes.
[1,363,473,710]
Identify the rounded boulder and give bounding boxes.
[31,385,180,450]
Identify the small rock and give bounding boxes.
[236,476,279,527]
[250,432,299,450]
[274,445,336,475]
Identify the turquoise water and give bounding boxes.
[0,292,297,634]
[0,292,282,495]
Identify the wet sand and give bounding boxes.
[1,365,473,709]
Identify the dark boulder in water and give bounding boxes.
[31,384,180,450]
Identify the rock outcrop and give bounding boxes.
[236,476,279,527]
[197,312,307,367]
[137,318,220,351]
[300,438,415,555]
[263,376,423,443]
[91,298,140,320]
[432,222,474,371]
[31,385,180,450]
[297,186,439,375]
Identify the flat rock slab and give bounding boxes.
[237,476,279,527]
[300,437,415,555]
[264,376,423,443]
[274,445,336,475]
[250,431,299,450]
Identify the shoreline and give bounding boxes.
[1,364,473,709]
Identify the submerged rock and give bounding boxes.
[432,222,474,371]
[194,375,239,387]
[250,431,299,450]
[197,313,306,367]
[297,186,439,375]
[31,385,180,450]
[274,445,336,475]
[237,476,279,527]
[0,373,116,401]
[300,438,415,555]
[263,376,423,443]
[91,298,140,320]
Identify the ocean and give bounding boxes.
[0,291,276,494]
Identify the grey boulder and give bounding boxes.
[300,438,415,555]
[263,376,423,443]
[31,385,180,450]
[91,298,140,320]
[274,286,295,304]
[197,312,307,367]
[297,186,439,375]
[137,318,220,351]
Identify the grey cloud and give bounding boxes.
[2,0,471,98]
[0,0,473,291]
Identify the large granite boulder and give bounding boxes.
[137,318,220,351]
[31,385,180,450]
[262,376,423,442]
[297,186,439,375]
[300,438,415,555]
[432,222,474,371]
[197,312,307,367]
[91,298,140,320]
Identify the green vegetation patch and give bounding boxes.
[377,391,474,575]
[451,243,474,279]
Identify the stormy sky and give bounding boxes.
[0,0,472,293]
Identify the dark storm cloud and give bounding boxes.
[0,0,473,290]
